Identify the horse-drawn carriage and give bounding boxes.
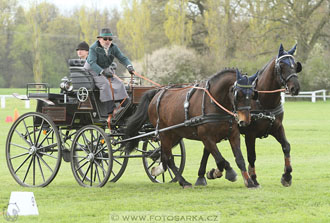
[5,59,186,187]
[6,44,301,189]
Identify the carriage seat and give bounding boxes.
[68,59,95,90]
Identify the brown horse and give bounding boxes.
[125,69,258,188]
[198,44,301,187]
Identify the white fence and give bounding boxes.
[281,89,328,103]
[1,95,30,109]
[0,90,328,109]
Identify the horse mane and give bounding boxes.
[257,57,276,77]
[208,68,236,84]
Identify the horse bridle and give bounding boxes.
[233,81,254,112]
[275,54,298,87]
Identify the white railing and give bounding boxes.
[281,89,327,103]
[1,95,30,109]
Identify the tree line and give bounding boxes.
[1,0,330,90]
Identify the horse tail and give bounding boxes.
[125,89,159,153]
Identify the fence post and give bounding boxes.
[312,92,316,103]
[322,90,326,102]
[25,100,30,109]
[281,92,285,104]
[1,96,5,108]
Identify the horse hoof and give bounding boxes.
[251,174,260,187]
[225,168,237,182]
[281,177,292,187]
[183,184,193,189]
[195,177,207,186]
[245,178,257,188]
[207,168,222,180]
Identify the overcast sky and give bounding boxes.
[19,0,123,12]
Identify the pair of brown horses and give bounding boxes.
[125,44,301,189]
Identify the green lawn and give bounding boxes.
[0,97,329,223]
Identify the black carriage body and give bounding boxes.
[31,62,144,130]
[32,67,107,129]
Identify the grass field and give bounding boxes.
[0,97,329,223]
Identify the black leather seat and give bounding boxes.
[68,59,95,90]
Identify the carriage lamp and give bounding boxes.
[60,76,73,92]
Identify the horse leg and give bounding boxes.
[195,148,209,186]
[200,140,237,182]
[228,133,257,188]
[245,134,260,187]
[156,135,192,188]
[272,125,292,187]
[195,147,237,186]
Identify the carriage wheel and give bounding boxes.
[70,125,113,187]
[142,138,186,183]
[108,135,129,182]
[5,112,62,187]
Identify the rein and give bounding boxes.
[132,71,237,118]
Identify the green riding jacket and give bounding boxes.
[86,40,132,74]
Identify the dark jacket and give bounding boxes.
[86,40,132,74]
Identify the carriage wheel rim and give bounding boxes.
[70,125,113,187]
[5,112,62,187]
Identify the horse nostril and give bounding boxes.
[290,87,299,96]
[238,120,245,127]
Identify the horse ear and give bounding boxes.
[248,72,258,83]
[287,44,297,55]
[278,43,284,57]
[296,61,302,73]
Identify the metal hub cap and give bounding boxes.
[86,153,95,162]
[29,146,37,155]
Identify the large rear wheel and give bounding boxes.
[142,138,186,183]
[71,125,113,187]
[6,112,62,187]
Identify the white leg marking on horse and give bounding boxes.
[151,162,165,176]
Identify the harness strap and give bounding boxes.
[184,84,198,120]
[202,81,210,116]
[184,113,234,127]
[250,103,284,138]
[155,88,167,135]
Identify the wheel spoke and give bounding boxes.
[168,168,174,180]
[10,152,29,160]
[33,156,36,185]
[35,119,45,147]
[147,159,157,170]
[37,142,58,151]
[22,119,33,145]
[23,156,34,183]
[94,160,107,177]
[90,162,93,186]
[10,143,29,151]
[75,160,89,172]
[37,156,45,183]
[82,133,92,152]
[14,154,32,173]
[37,128,54,148]
[14,129,32,147]
[36,153,54,172]
[113,158,123,166]
[38,151,58,159]
[82,164,91,183]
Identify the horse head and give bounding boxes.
[232,69,258,127]
[276,44,302,95]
